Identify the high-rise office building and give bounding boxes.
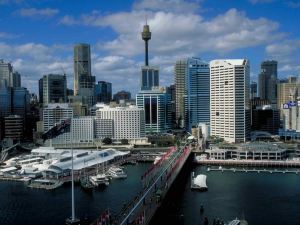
[140,66,159,90]
[0,60,21,88]
[251,105,280,135]
[277,76,300,109]
[4,115,24,141]
[210,59,250,143]
[258,60,278,105]
[40,74,67,105]
[0,59,13,88]
[0,87,30,140]
[175,58,210,131]
[12,87,30,117]
[250,81,257,99]
[113,90,132,103]
[136,88,171,133]
[174,59,186,127]
[73,44,92,96]
[95,81,112,103]
[167,84,176,128]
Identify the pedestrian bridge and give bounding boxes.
[90,139,193,225]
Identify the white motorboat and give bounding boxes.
[191,172,207,191]
[227,219,248,225]
[107,166,127,179]
[89,174,109,186]
[153,156,162,165]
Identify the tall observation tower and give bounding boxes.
[141,22,151,66]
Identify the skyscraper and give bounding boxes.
[210,59,250,143]
[95,81,112,103]
[73,43,95,106]
[136,88,171,133]
[73,43,92,96]
[113,90,132,103]
[250,81,257,99]
[0,59,13,88]
[258,60,278,105]
[140,66,159,90]
[174,58,210,130]
[277,76,300,109]
[40,74,67,105]
[0,60,21,88]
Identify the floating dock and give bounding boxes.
[196,159,300,168]
[207,167,300,174]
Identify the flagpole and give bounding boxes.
[66,120,80,225]
[71,137,75,221]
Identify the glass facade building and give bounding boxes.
[95,81,112,103]
[136,89,171,133]
[140,66,159,90]
[175,58,210,131]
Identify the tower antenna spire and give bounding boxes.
[141,18,151,66]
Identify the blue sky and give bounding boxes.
[0,0,300,95]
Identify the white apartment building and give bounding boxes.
[96,105,145,140]
[210,59,250,143]
[94,118,114,139]
[43,103,73,145]
[71,116,94,144]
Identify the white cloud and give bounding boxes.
[133,0,201,13]
[0,32,19,39]
[56,3,288,94]
[18,8,59,18]
[0,0,22,4]
[266,39,300,76]
[249,0,275,4]
[62,8,281,58]
[0,42,73,92]
[286,1,300,8]
[59,15,78,25]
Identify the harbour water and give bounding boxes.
[1,162,300,225]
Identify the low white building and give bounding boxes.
[96,105,145,140]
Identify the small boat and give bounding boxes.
[80,176,95,190]
[153,156,162,165]
[226,219,248,225]
[89,174,109,187]
[191,172,207,191]
[28,179,63,190]
[107,166,127,179]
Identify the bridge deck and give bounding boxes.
[90,143,192,225]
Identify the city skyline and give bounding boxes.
[0,0,300,95]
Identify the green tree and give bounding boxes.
[102,137,112,145]
[121,139,129,145]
